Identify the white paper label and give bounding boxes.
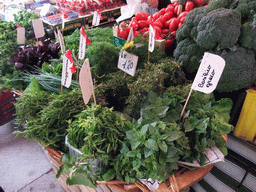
[148,25,155,52]
[191,52,225,94]
[62,14,65,29]
[126,27,134,44]
[17,27,25,44]
[79,58,94,104]
[61,55,72,88]
[92,11,100,26]
[178,147,224,167]
[79,34,86,60]
[58,30,65,53]
[32,19,45,39]
[118,50,138,76]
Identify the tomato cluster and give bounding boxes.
[117,0,205,51]
[55,0,125,15]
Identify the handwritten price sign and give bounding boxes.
[118,50,138,76]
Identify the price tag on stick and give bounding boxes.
[17,27,25,44]
[118,50,138,76]
[191,52,226,94]
[61,54,72,88]
[148,25,155,53]
[79,27,91,60]
[32,19,45,39]
[61,49,76,88]
[180,52,226,119]
[92,11,101,26]
[79,58,95,104]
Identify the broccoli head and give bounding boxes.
[173,38,207,74]
[208,0,238,9]
[211,46,256,92]
[196,8,241,49]
[235,0,256,23]
[176,7,241,50]
[239,20,256,51]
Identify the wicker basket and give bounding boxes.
[44,146,216,192]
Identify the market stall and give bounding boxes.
[1,0,256,191]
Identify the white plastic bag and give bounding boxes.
[116,0,158,23]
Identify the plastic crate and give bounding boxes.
[65,134,105,174]
[234,89,256,142]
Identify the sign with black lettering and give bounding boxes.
[118,50,138,76]
[148,25,155,52]
[191,52,225,94]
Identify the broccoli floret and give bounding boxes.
[196,8,241,49]
[235,0,256,23]
[208,0,238,9]
[211,46,256,92]
[176,6,214,42]
[177,7,241,50]
[173,38,206,73]
[239,20,256,51]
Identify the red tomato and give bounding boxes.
[178,22,183,28]
[155,30,163,40]
[162,12,174,22]
[129,20,138,30]
[169,17,179,32]
[147,15,154,25]
[178,11,188,19]
[158,8,166,15]
[135,12,148,21]
[161,29,169,35]
[138,20,149,29]
[156,15,165,24]
[185,1,194,12]
[131,17,138,23]
[153,20,163,29]
[165,39,173,50]
[179,16,186,24]
[174,5,179,16]
[164,19,172,29]
[119,29,128,40]
[193,0,209,6]
[166,5,174,13]
[172,1,178,7]
[140,27,149,32]
[153,11,161,21]
[153,26,162,33]
[119,21,127,28]
[166,4,174,10]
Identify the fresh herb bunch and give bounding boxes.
[115,90,233,183]
[0,19,19,78]
[96,70,134,112]
[124,58,187,119]
[85,41,120,80]
[15,88,86,152]
[64,27,113,53]
[57,104,133,187]
[14,77,57,127]
[67,104,133,158]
